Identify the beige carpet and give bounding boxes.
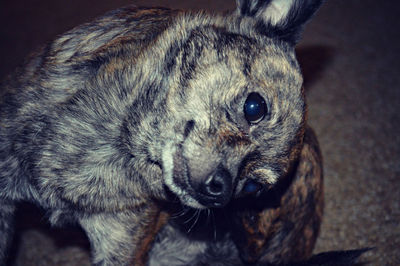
[1,0,399,265]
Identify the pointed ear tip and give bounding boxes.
[235,0,324,45]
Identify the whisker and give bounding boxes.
[183,209,198,224]
[187,209,201,233]
[171,204,189,219]
[206,209,211,225]
[171,209,187,219]
[211,209,217,241]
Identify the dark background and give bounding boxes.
[1,0,399,265]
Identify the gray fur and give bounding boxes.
[0,0,325,265]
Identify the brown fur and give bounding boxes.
[224,127,323,264]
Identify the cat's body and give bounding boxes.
[0,1,366,265]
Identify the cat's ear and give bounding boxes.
[236,0,324,44]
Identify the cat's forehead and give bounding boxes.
[172,45,301,102]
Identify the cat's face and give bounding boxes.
[153,26,305,209]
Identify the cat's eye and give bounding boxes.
[243,92,267,124]
[242,179,262,195]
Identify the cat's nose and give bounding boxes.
[197,166,232,208]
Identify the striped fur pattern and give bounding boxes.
[148,126,323,266]
[0,0,330,265]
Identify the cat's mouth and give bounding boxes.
[162,142,233,209]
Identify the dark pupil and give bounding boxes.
[244,92,266,123]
